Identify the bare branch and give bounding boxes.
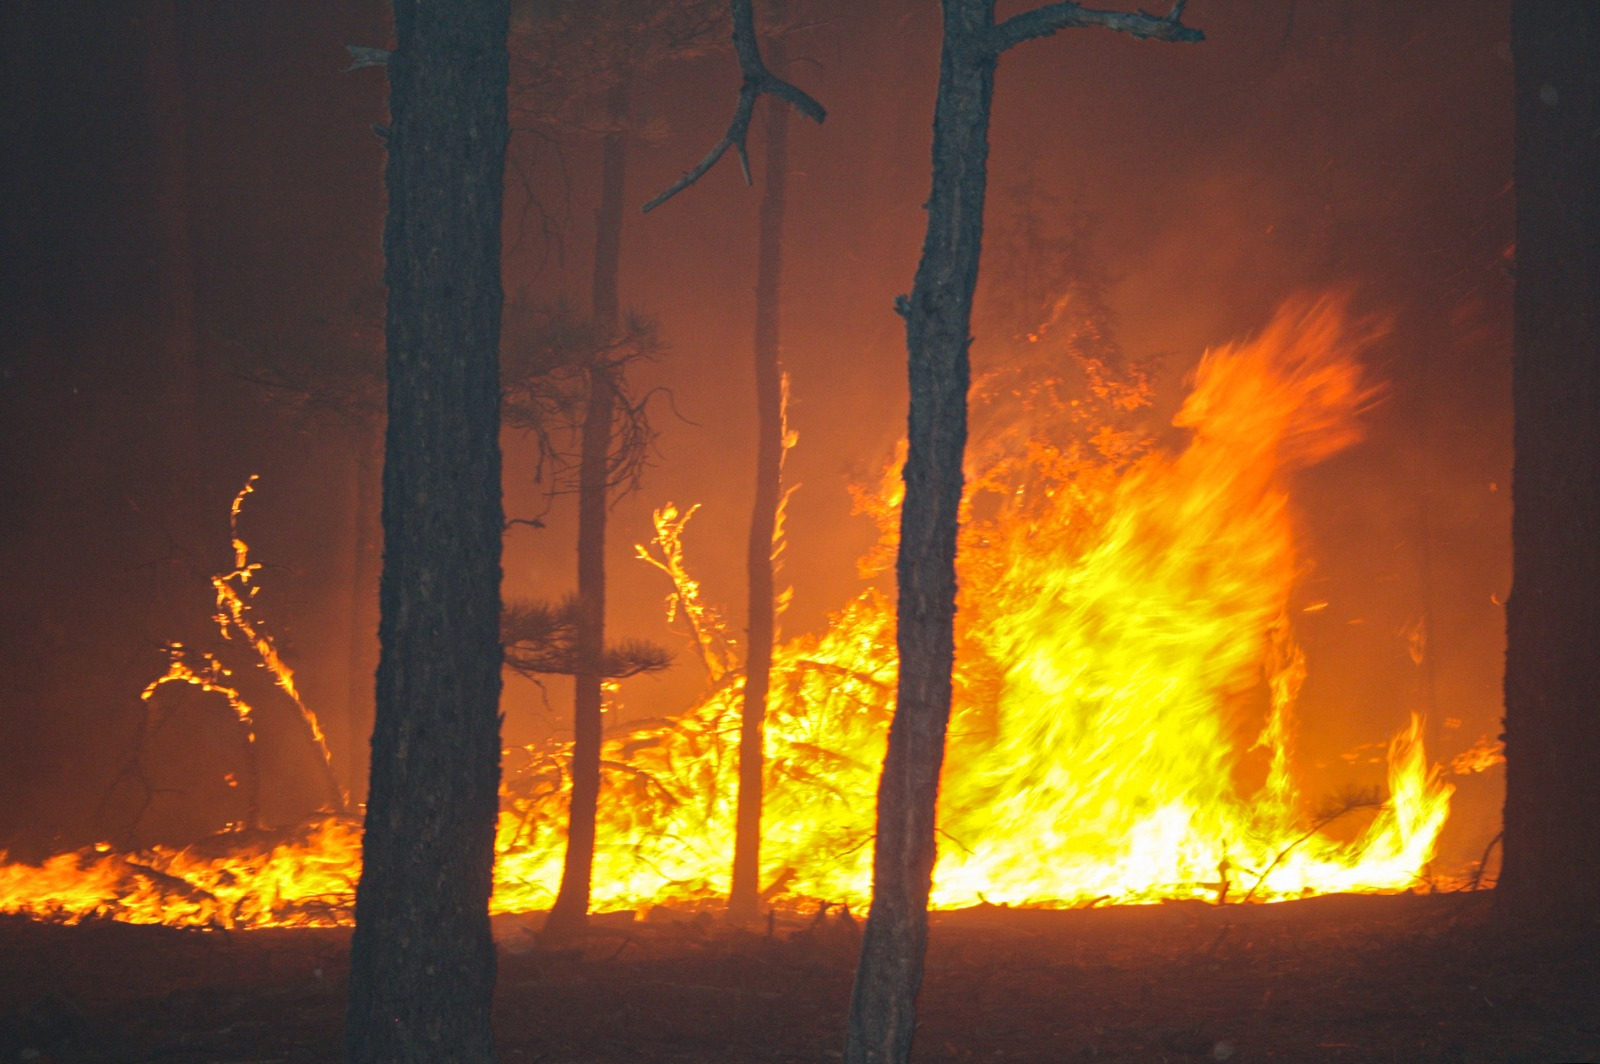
[343,45,391,71]
[642,0,825,213]
[990,0,1203,54]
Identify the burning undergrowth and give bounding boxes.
[0,295,1463,928]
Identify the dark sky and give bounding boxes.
[0,0,1511,864]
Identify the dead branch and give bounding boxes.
[343,44,391,71]
[990,0,1203,54]
[641,0,825,213]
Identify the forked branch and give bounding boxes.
[642,0,825,213]
[990,0,1203,53]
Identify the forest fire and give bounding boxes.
[0,296,1458,929]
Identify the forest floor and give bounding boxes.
[2,891,1597,1064]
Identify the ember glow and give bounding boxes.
[0,296,1457,928]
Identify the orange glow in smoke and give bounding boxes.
[0,296,1459,927]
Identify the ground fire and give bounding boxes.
[0,295,1473,929]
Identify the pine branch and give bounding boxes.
[502,595,672,680]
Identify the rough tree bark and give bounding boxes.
[548,80,630,938]
[344,2,508,1061]
[729,18,791,924]
[842,5,1200,1063]
[1499,0,1600,932]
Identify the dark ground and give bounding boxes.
[2,892,1596,1064]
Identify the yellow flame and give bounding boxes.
[211,476,345,810]
[1,295,1459,927]
[496,294,1454,912]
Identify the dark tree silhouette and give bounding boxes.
[502,595,671,681]
[503,1,725,938]
[1499,0,1600,932]
[729,5,793,924]
[641,0,823,924]
[841,5,1200,1063]
[344,2,509,1060]
[544,78,632,939]
[646,2,1194,1053]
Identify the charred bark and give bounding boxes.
[842,4,1199,1062]
[842,10,989,1061]
[345,2,508,1061]
[1499,1,1600,932]
[730,24,791,924]
[548,80,629,938]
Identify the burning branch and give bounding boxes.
[641,0,825,213]
[1240,787,1386,904]
[210,478,347,815]
[636,504,740,681]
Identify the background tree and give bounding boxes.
[841,5,1200,1063]
[501,303,671,938]
[640,0,825,925]
[501,0,726,938]
[344,1,508,1059]
[1498,0,1600,932]
[729,0,795,924]
[557,76,629,938]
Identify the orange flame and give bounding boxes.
[0,295,1458,927]
[496,294,1454,912]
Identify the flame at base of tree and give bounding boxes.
[0,296,1460,928]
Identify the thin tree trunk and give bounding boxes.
[840,3,1197,1058]
[345,2,508,1060]
[1499,0,1600,931]
[843,4,992,1061]
[548,80,628,937]
[730,22,790,924]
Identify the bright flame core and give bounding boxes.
[0,296,1456,927]
[495,295,1454,913]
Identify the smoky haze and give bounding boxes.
[0,0,1508,870]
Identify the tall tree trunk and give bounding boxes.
[1499,0,1600,931]
[548,80,628,937]
[840,4,1197,1060]
[345,2,508,1060]
[844,4,991,1061]
[730,23,791,924]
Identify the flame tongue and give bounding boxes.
[0,295,1456,927]
[497,293,1454,913]
[932,295,1434,906]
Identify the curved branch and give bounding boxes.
[990,0,1203,54]
[642,0,825,213]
